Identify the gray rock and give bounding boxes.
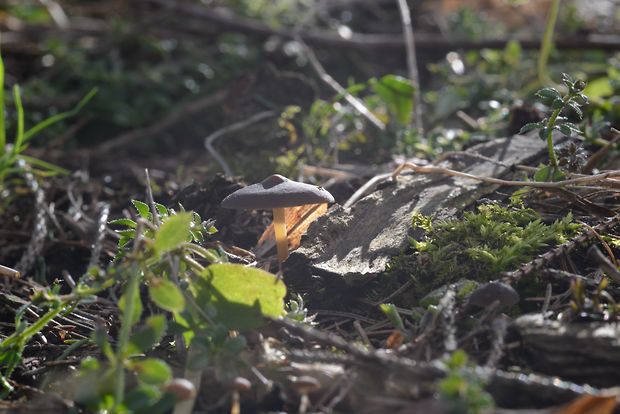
[284,134,548,293]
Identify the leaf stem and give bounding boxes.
[113,267,140,409]
[545,107,561,168]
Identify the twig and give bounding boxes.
[204,111,276,177]
[38,0,70,29]
[343,172,393,208]
[583,128,620,174]
[395,0,423,134]
[148,0,620,52]
[0,265,20,278]
[588,245,620,284]
[392,162,620,189]
[298,39,386,130]
[96,90,228,154]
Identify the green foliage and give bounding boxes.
[276,74,419,174]
[567,277,620,321]
[193,264,287,330]
[18,26,254,145]
[520,73,588,174]
[78,196,287,411]
[0,52,95,194]
[379,303,406,332]
[397,203,579,298]
[439,350,494,414]
[110,200,217,260]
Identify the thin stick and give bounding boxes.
[395,0,423,134]
[298,39,386,130]
[204,110,276,176]
[392,162,620,189]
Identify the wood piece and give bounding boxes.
[512,314,620,387]
[283,134,549,296]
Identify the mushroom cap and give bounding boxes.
[292,375,321,394]
[467,281,520,309]
[221,174,334,210]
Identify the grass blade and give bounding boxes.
[22,87,98,143]
[12,86,24,154]
[0,53,5,156]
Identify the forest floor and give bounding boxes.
[1,1,620,413]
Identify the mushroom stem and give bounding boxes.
[272,207,289,264]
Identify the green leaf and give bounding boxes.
[519,122,541,134]
[538,127,549,141]
[132,200,151,220]
[12,86,24,152]
[128,315,167,354]
[193,263,286,330]
[557,123,580,136]
[583,78,612,99]
[153,212,193,256]
[131,358,172,385]
[551,98,564,110]
[561,73,575,88]
[534,165,564,182]
[154,202,168,216]
[371,75,415,125]
[108,218,137,228]
[149,279,186,312]
[535,87,561,102]
[566,101,583,120]
[119,285,143,328]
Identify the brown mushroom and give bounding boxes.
[163,378,197,401]
[229,376,252,414]
[467,281,519,310]
[221,174,334,263]
[291,375,320,414]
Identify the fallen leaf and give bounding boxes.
[255,203,328,258]
[554,394,618,414]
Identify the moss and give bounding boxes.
[394,203,580,299]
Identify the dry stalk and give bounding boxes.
[15,165,48,275]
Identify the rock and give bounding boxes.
[283,134,549,299]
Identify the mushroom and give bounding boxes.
[163,378,197,401]
[291,375,320,414]
[467,281,519,310]
[229,376,252,414]
[221,174,334,263]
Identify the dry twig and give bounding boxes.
[204,111,276,176]
[395,0,423,134]
[298,39,386,130]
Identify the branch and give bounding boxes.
[395,0,423,134]
[147,0,620,52]
[204,111,276,176]
[299,39,386,130]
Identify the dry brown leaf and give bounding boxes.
[385,330,405,349]
[255,203,328,258]
[554,394,618,414]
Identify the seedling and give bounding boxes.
[520,73,588,180]
[221,174,334,264]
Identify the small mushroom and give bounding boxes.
[221,174,334,263]
[229,376,252,414]
[291,375,320,414]
[163,378,197,401]
[467,281,519,310]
